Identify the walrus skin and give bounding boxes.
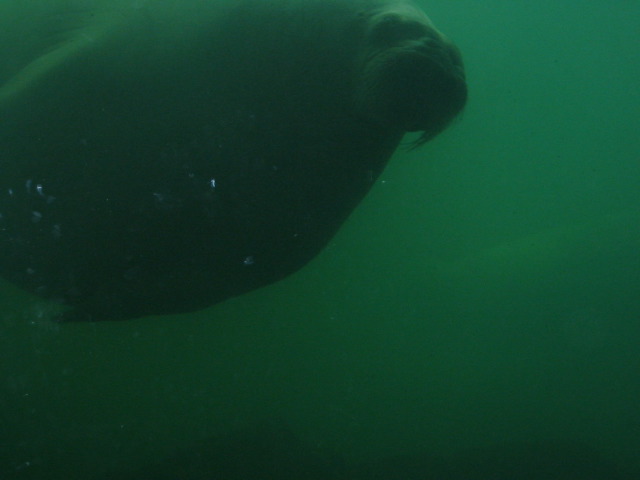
[0,0,466,321]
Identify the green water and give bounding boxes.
[1,0,639,478]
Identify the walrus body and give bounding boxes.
[0,0,466,321]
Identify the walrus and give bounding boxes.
[0,0,466,321]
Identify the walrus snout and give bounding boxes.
[354,35,467,143]
[407,39,467,141]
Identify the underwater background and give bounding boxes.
[1,0,639,478]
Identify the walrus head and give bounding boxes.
[353,4,467,146]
